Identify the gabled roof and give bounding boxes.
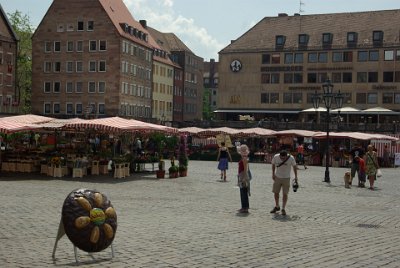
[163,32,193,53]
[220,9,400,53]
[0,4,19,42]
[147,26,181,68]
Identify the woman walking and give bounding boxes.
[217,142,232,181]
[364,144,379,190]
[237,144,250,213]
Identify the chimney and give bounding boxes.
[278,13,288,17]
[294,13,300,16]
[139,20,147,28]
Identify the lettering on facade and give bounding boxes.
[229,95,241,104]
[260,66,303,72]
[372,85,398,90]
[307,66,353,71]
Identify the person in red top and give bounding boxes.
[296,143,307,169]
[356,156,366,188]
[237,144,250,213]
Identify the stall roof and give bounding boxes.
[213,109,301,114]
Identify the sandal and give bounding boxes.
[270,207,280,213]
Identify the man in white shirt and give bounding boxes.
[270,150,298,216]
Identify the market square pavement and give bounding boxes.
[1,161,400,267]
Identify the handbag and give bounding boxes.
[376,169,382,177]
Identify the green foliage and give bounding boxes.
[165,136,178,151]
[168,165,179,173]
[8,10,33,113]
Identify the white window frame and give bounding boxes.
[88,81,96,93]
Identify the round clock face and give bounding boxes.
[230,60,242,72]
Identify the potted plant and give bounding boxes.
[168,157,179,178]
[178,135,189,177]
[156,158,166,178]
[178,164,187,177]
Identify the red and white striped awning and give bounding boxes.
[197,127,242,136]
[63,116,177,134]
[239,127,277,137]
[0,114,52,134]
[0,121,40,134]
[178,127,205,135]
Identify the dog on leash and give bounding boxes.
[344,171,351,188]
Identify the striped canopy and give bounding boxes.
[0,114,52,134]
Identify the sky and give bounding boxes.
[1,0,399,61]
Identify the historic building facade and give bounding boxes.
[0,5,18,114]
[218,10,400,122]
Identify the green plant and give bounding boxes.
[158,159,165,171]
[168,165,178,173]
[179,165,187,172]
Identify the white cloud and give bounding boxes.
[123,0,223,60]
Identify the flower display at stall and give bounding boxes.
[51,156,64,167]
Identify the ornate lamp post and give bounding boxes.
[312,80,344,183]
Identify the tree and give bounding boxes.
[8,10,33,114]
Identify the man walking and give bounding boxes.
[270,150,298,216]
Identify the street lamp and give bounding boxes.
[312,79,344,183]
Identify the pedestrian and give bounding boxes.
[356,156,366,188]
[349,144,364,186]
[383,145,390,167]
[237,144,250,213]
[270,150,298,216]
[217,142,232,181]
[365,144,379,190]
[296,143,307,169]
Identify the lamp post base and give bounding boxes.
[324,169,330,183]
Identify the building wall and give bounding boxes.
[152,60,174,122]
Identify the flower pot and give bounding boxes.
[169,172,178,178]
[179,170,187,177]
[156,170,165,179]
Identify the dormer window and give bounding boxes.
[322,33,333,45]
[275,35,286,48]
[347,32,358,43]
[298,34,309,46]
[373,31,384,42]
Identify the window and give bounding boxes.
[98,82,106,93]
[293,93,302,103]
[44,62,52,73]
[308,53,317,63]
[45,42,52,52]
[358,51,368,61]
[395,71,400,82]
[261,93,269,104]
[347,32,357,44]
[385,50,394,61]
[318,73,328,83]
[99,40,107,51]
[383,72,394,82]
[98,61,106,72]
[397,50,400,61]
[395,93,400,104]
[54,82,61,93]
[54,62,61,72]
[284,73,293,84]
[270,93,279,103]
[44,82,51,93]
[318,52,327,63]
[76,103,83,114]
[283,93,292,103]
[53,103,60,114]
[343,52,353,62]
[44,103,51,114]
[332,52,342,62]
[77,21,84,31]
[275,35,286,47]
[356,93,366,104]
[298,34,309,46]
[322,33,333,44]
[271,73,280,83]
[261,73,270,84]
[373,31,383,42]
[284,53,293,64]
[66,103,73,114]
[76,41,83,52]
[294,73,303,83]
[87,21,94,31]
[67,41,73,52]
[89,61,96,72]
[76,61,83,72]
[57,24,64,32]
[343,93,352,104]
[67,23,74,31]
[343,73,352,83]
[294,53,303,63]
[88,82,96,93]
[262,54,270,64]
[357,72,367,83]
[99,103,105,115]
[66,82,73,93]
[54,41,61,52]
[367,93,378,104]
[271,54,280,64]
[368,72,378,83]
[66,61,73,72]
[89,40,97,51]
[382,93,393,104]
[307,73,317,83]
[369,51,379,61]
[76,82,83,93]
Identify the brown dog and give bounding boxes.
[344,171,351,188]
